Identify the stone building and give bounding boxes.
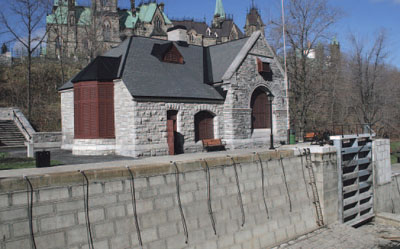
[58,29,289,156]
[171,1,265,46]
[46,0,265,57]
[46,0,172,58]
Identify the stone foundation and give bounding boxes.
[72,139,116,155]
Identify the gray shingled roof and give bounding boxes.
[58,38,130,91]
[172,20,209,36]
[58,35,255,101]
[121,37,223,100]
[208,37,250,82]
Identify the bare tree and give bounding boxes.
[347,31,388,127]
[0,0,51,119]
[80,0,109,61]
[269,0,341,133]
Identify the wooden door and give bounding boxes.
[167,120,175,155]
[195,111,214,142]
[167,111,178,155]
[251,90,270,129]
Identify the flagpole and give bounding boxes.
[281,0,291,143]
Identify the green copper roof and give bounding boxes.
[47,6,91,26]
[76,7,91,25]
[214,0,226,18]
[47,2,171,29]
[332,36,339,45]
[53,0,76,6]
[119,3,172,29]
[46,6,68,24]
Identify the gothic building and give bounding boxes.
[46,0,172,58]
[46,0,265,57]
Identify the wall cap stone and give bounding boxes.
[0,149,296,193]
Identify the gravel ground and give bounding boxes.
[274,222,400,249]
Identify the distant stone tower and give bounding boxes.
[244,6,265,36]
[212,0,226,29]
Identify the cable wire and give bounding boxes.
[298,149,311,202]
[255,153,270,219]
[172,161,188,244]
[127,167,143,247]
[24,176,37,249]
[79,171,94,249]
[228,156,245,227]
[280,156,292,212]
[203,159,217,235]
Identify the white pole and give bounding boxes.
[281,0,291,139]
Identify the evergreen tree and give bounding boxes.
[1,43,8,54]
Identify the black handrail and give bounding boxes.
[12,110,32,141]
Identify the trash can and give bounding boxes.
[35,151,51,168]
[289,129,296,145]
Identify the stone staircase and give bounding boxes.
[0,120,26,147]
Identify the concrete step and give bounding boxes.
[0,120,26,147]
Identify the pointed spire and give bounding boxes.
[214,0,225,19]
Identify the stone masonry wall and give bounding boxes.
[223,35,288,149]
[0,107,13,120]
[0,149,338,249]
[132,100,224,157]
[60,90,74,150]
[32,132,62,149]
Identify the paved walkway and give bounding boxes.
[274,222,400,249]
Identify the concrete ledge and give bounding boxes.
[0,149,294,193]
[375,213,400,226]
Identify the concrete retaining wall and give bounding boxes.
[0,107,13,120]
[32,132,62,149]
[375,173,400,213]
[0,150,337,249]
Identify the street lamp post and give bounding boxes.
[268,94,275,150]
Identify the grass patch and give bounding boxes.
[391,141,400,165]
[0,153,63,170]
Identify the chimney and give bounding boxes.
[130,0,136,16]
[159,2,164,12]
[167,26,188,43]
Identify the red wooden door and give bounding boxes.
[251,90,270,129]
[167,120,175,155]
[167,111,178,155]
[195,111,214,142]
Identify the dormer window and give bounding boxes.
[257,57,273,80]
[151,42,184,64]
[155,16,162,31]
[257,58,271,73]
[163,45,184,64]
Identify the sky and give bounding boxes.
[1,0,399,68]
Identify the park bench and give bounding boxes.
[202,138,226,152]
[304,132,316,142]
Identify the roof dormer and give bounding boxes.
[151,42,184,64]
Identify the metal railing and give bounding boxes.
[12,110,32,141]
[292,122,374,143]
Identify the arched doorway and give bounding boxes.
[195,111,214,142]
[251,87,271,130]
